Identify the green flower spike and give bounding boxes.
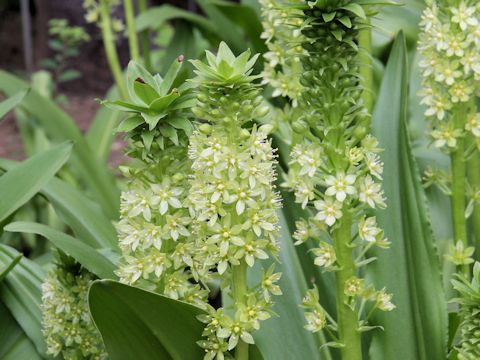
[188,42,282,359]
[281,1,393,358]
[111,59,209,308]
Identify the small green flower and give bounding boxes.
[344,277,365,297]
[375,289,396,312]
[445,240,475,266]
[312,242,336,268]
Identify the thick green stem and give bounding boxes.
[358,20,373,114]
[451,108,468,276]
[138,0,152,71]
[467,147,480,256]
[333,210,362,360]
[99,0,128,99]
[123,0,140,62]
[232,260,249,360]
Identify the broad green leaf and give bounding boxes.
[0,158,118,249]
[368,33,447,360]
[372,0,424,54]
[0,142,72,223]
[135,4,216,35]
[88,280,205,359]
[201,0,267,55]
[0,71,119,219]
[5,222,116,280]
[0,302,41,360]
[197,0,244,52]
[0,90,28,120]
[0,244,46,356]
[86,87,121,164]
[160,22,205,72]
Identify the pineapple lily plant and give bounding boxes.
[1,0,480,360]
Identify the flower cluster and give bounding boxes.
[452,262,480,360]
[198,266,281,360]
[42,260,107,360]
[418,1,480,151]
[188,42,282,358]
[281,0,393,342]
[83,0,124,33]
[260,0,305,105]
[111,60,208,307]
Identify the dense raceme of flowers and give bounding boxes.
[42,260,107,360]
[418,1,480,151]
[107,60,208,307]
[188,42,282,359]
[452,262,480,360]
[282,0,394,348]
[260,0,305,105]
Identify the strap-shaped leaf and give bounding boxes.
[4,222,116,280]
[0,245,46,356]
[0,90,28,120]
[368,33,447,360]
[248,210,326,360]
[0,158,117,249]
[0,142,72,222]
[0,71,120,219]
[0,301,42,360]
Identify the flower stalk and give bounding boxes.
[451,107,469,275]
[468,151,480,254]
[333,211,362,359]
[189,42,282,359]
[282,1,394,355]
[232,261,249,360]
[138,0,152,71]
[123,0,140,62]
[99,0,128,98]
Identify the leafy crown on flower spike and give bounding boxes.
[101,57,195,160]
[190,41,260,84]
[452,262,480,359]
